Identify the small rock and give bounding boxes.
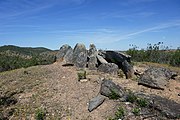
[79,79,88,82]
[88,95,105,112]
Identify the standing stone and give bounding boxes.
[88,44,98,70]
[56,44,72,60]
[88,43,97,56]
[64,48,73,63]
[73,43,88,68]
[88,55,98,70]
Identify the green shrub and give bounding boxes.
[126,42,180,67]
[126,91,137,103]
[77,70,86,81]
[35,108,46,120]
[132,108,140,116]
[137,98,148,107]
[114,107,125,119]
[109,89,120,99]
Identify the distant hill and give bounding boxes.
[0,45,56,72]
[0,45,53,55]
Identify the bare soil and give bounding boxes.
[0,62,179,120]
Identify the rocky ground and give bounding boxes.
[0,62,180,120]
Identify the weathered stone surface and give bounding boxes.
[136,93,180,119]
[100,79,124,99]
[96,55,108,64]
[64,48,73,63]
[138,67,177,90]
[73,43,88,68]
[98,63,118,75]
[87,44,98,69]
[88,55,98,70]
[102,51,131,66]
[56,44,72,60]
[88,95,105,112]
[151,95,180,119]
[122,60,134,79]
[88,43,97,56]
[100,51,133,79]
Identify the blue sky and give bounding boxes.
[0,0,180,50]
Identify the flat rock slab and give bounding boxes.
[88,95,105,112]
[151,95,180,119]
[136,93,180,119]
[138,67,176,90]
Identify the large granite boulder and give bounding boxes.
[103,51,131,64]
[100,79,124,99]
[100,51,134,79]
[98,63,118,75]
[138,67,177,90]
[73,43,88,68]
[56,44,72,60]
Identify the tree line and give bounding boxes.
[126,42,180,67]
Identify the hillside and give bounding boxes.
[0,43,180,120]
[0,45,56,72]
[0,62,180,120]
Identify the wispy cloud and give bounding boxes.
[101,20,180,43]
[120,0,157,6]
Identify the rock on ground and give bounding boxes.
[98,63,119,75]
[88,95,105,112]
[100,79,124,99]
[138,67,177,90]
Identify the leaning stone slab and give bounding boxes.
[88,95,105,112]
[97,55,108,64]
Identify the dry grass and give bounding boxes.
[0,62,179,119]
